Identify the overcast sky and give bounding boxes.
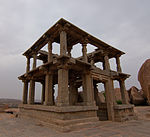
[0,0,150,99]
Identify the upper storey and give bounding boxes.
[23,18,124,61]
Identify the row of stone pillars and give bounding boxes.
[22,29,128,121]
[22,71,95,107]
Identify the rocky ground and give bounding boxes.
[0,107,150,137]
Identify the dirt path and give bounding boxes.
[0,107,150,137]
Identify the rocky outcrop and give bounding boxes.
[0,104,8,112]
[78,91,105,105]
[138,59,150,104]
[127,86,146,105]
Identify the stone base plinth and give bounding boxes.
[19,104,99,132]
[114,104,137,122]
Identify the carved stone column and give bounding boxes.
[69,80,78,105]
[93,83,100,106]
[48,41,53,62]
[22,57,30,104]
[104,54,110,71]
[26,57,30,72]
[32,53,37,69]
[104,80,115,121]
[57,65,69,106]
[28,53,37,104]
[60,30,67,56]
[82,43,88,62]
[104,54,116,106]
[44,72,54,105]
[22,80,28,104]
[41,82,45,104]
[82,71,95,106]
[28,79,35,104]
[119,79,128,104]
[116,56,122,72]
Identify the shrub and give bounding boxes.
[116,100,122,104]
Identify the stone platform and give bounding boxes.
[19,104,100,132]
[97,103,136,122]
[114,104,137,122]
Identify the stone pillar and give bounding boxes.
[93,83,100,106]
[44,72,54,105]
[22,80,28,104]
[41,82,45,104]
[90,53,95,66]
[110,79,117,105]
[26,57,30,72]
[104,80,115,121]
[32,53,37,69]
[28,53,36,104]
[82,71,95,106]
[57,66,69,106]
[82,43,88,62]
[104,54,110,71]
[48,41,53,62]
[22,57,30,104]
[69,82,78,105]
[119,79,128,104]
[28,79,35,104]
[60,30,67,56]
[116,56,122,72]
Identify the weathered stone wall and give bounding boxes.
[19,104,99,132]
[114,105,137,122]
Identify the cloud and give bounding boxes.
[0,0,150,99]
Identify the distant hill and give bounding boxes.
[0,98,21,108]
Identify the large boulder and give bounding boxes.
[78,91,105,105]
[114,88,130,102]
[127,86,146,105]
[138,59,150,104]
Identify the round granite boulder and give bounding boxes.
[138,59,150,104]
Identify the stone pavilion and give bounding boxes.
[18,18,136,131]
